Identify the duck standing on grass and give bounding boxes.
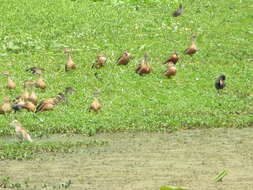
[215,75,226,91]
[135,52,151,76]
[10,120,33,142]
[184,35,197,56]
[0,97,12,114]
[5,75,16,89]
[89,97,102,112]
[65,51,76,71]
[89,89,102,112]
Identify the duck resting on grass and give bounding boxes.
[164,62,177,77]
[184,34,197,56]
[26,67,45,75]
[163,51,179,65]
[92,54,107,68]
[117,51,132,65]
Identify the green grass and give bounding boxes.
[0,0,252,138]
[0,140,106,160]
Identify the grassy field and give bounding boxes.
[0,0,252,189]
[0,0,252,137]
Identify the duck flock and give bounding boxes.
[0,4,226,142]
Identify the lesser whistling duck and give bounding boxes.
[164,63,177,77]
[28,90,38,105]
[22,101,36,112]
[135,53,151,76]
[7,76,16,89]
[24,80,36,88]
[26,67,45,75]
[117,51,132,65]
[10,120,33,142]
[164,51,179,65]
[89,98,102,112]
[92,54,107,68]
[65,54,76,71]
[36,93,64,112]
[35,77,46,90]
[172,4,183,17]
[184,35,197,56]
[0,97,12,114]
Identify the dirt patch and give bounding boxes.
[1,128,253,190]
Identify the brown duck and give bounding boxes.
[28,90,38,105]
[164,51,179,65]
[23,80,36,88]
[65,55,76,71]
[7,76,16,89]
[164,63,177,77]
[36,93,64,112]
[26,67,44,75]
[0,97,12,114]
[35,77,46,90]
[22,101,36,112]
[21,89,30,101]
[92,54,107,68]
[184,35,197,55]
[89,98,102,112]
[117,51,132,65]
[135,53,151,76]
[36,102,55,112]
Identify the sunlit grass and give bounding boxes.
[0,0,252,138]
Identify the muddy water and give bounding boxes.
[1,128,253,190]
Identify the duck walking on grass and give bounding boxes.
[10,120,33,142]
[135,52,151,76]
[215,75,226,91]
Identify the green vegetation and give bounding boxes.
[214,170,228,182]
[160,186,188,190]
[0,176,72,189]
[0,140,106,160]
[0,0,252,139]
